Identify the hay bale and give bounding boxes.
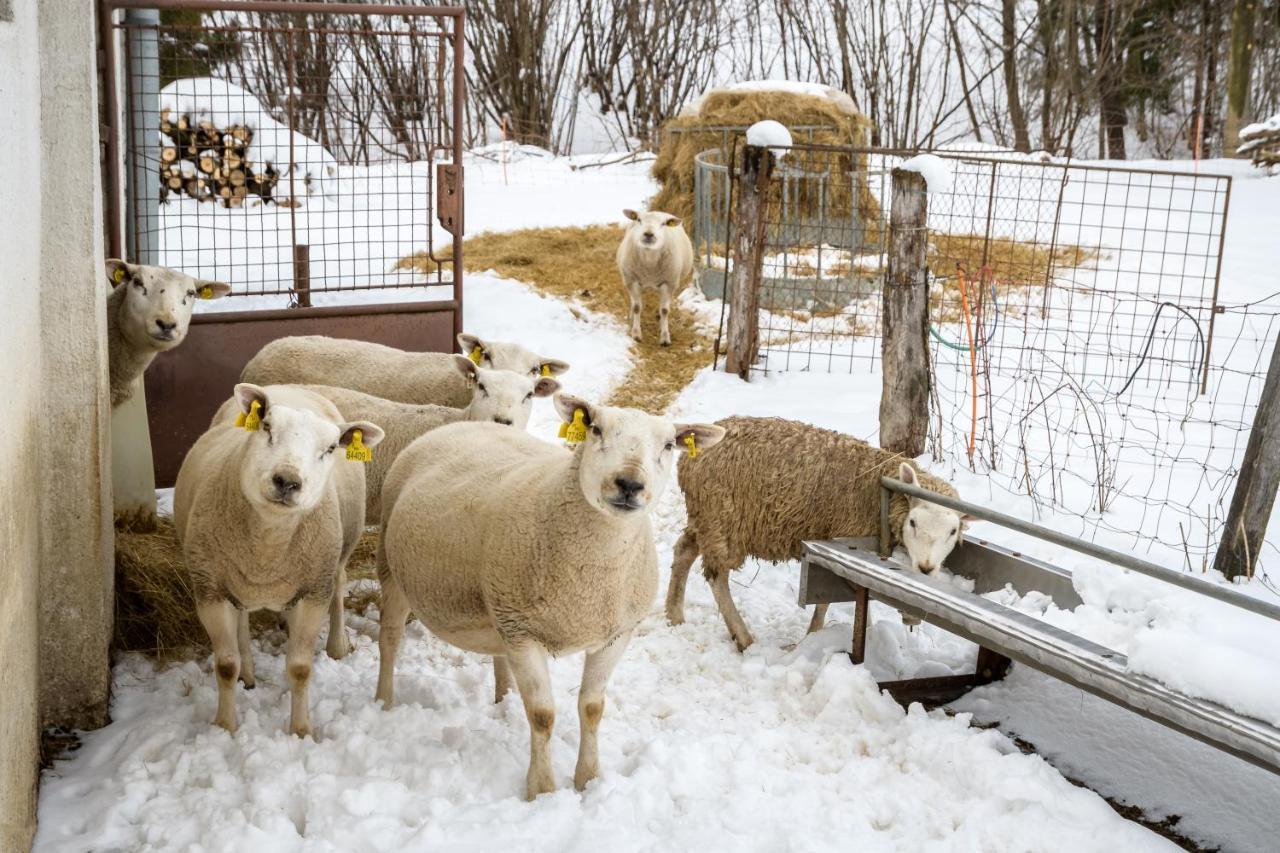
[114,517,381,659]
[649,88,879,236]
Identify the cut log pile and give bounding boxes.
[158,108,281,207]
[1237,116,1280,170]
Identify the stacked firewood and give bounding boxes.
[158,108,280,207]
[1237,118,1280,171]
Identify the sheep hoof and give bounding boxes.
[525,776,555,801]
[659,339,672,348]
[665,610,685,627]
[290,722,314,739]
[573,766,597,792]
[214,714,238,734]
[326,632,352,660]
[239,676,256,690]
[733,634,754,653]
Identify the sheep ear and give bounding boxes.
[106,258,135,288]
[233,383,269,417]
[898,462,919,504]
[196,280,231,299]
[532,377,560,398]
[553,392,595,426]
[959,513,978,528]
[538,358,569,376]
[675,423,726,454]
[622,209,639,222]
[665,216,682,228]
[457,332,485,355]
[452,353,479,386]
[339,421,385,449]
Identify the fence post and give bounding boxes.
[1213,332,1280,580]
[724,144,772,379]
[879,168,930,456]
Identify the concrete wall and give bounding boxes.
[0,0,111,846]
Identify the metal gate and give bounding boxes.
[100,0,465,486]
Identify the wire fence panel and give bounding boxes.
[712,142,1276,570]
[106,1,462,306]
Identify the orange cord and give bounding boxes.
[957,265,978,464]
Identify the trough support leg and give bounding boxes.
[850,584,869,665]
[975,645,1012,685]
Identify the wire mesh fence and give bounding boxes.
[105,2,463,305]
[713,141,1271,570]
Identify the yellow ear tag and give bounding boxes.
[346,429,372,463]
[199,285,215,299]
[683,434,699,458]
[237,399,262,431]
[112,267,125,284]
[560,409,587,445]
[540,363,553,377]
[468,346,484,365]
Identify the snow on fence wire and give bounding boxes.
[712,142,1276,571]
[106,2,463,305]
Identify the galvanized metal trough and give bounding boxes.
[799,479,1280,775]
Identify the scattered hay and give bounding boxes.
[461,225,716,413]
[649,89,881,240]
[114,516,381,660]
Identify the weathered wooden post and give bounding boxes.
[879,168,930,456]
[724,144,773,379]
[1213,332,1280,580]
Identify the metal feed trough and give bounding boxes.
[800,478,1280,775]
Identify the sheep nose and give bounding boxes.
[271,473,301,495]
[155,318,177,333]
[614,477,644,498]
[493,416,513,426]
[919,562,936,574]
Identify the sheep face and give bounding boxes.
[622,209,682,252]
[452,355,559,428]
[456,333,570,380]
[106,259,229,350]
[897,463,965,574]
[232,384,384,514]
[555,393,725,518]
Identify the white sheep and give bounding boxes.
[292,355,559,520]
[668,416,968,651]
[240,332,569,408]
[105,259,230,407]
[376,393,724,799]
[616,209,694,346]
[175,383,384,736]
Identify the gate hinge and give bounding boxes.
[437,163,463,237]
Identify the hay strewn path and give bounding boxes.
[406,225,716,413]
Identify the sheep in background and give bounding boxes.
[176,383,383,735]
[616,208,694,347]
[667,416,968,651]
[105,259,230,407]
[241,332,569,408]
[376,393,724,799]
[290,355,559,519]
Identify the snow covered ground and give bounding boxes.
[37,153,1280,851]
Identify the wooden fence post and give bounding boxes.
[1213,332,1280,580]
[724,144,772,379]
[880,168,930,456]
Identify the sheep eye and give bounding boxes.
[590,425,602,437]
[133,282,147,294]
[951,528,957,537]
[524,392,533,402]
[909,518,916,529]
[663,442,675,452]
[477,383,487,395]
[529,367,540,376]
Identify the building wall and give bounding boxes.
[0,0,111,846]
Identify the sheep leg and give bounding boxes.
[196,599,241,733]
[626,281,644,342]
[493,655,514,704]
[657,283,673,347]
[236,609,255,689]
[705,563,755,652]
[574,630,632,792]
[665,530,700,626]
[326,565,351,660]
[506,641,556,800]
[375,573,412,708]
[283,597,328,738]
[806,604,830,635]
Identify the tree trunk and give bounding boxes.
[1094,0,1127,159]
[1002,0,1031,152]
[1224,0,1258,156]
[880,168,930,457]
[724,145,772,380]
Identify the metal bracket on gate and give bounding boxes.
[437,163,463,237]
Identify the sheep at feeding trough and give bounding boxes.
[105,259,229,407]
[375,393,724,799]
[616,208,694,347]
[240,332,570,408]
[667,416,967,651]
[292,355,560,519]
[175,383,383,736]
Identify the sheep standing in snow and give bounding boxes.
[616,209,694,347]
[176,384,383,736]
[293,355,559,519]
[668,416,967,651]
[105,259,229,407]
[241,332,569,408]
[376,394,724,799]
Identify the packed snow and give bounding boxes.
[745,119,793,153]
[898,153,953,193]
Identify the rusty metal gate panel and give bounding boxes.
[100,0,465,486]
